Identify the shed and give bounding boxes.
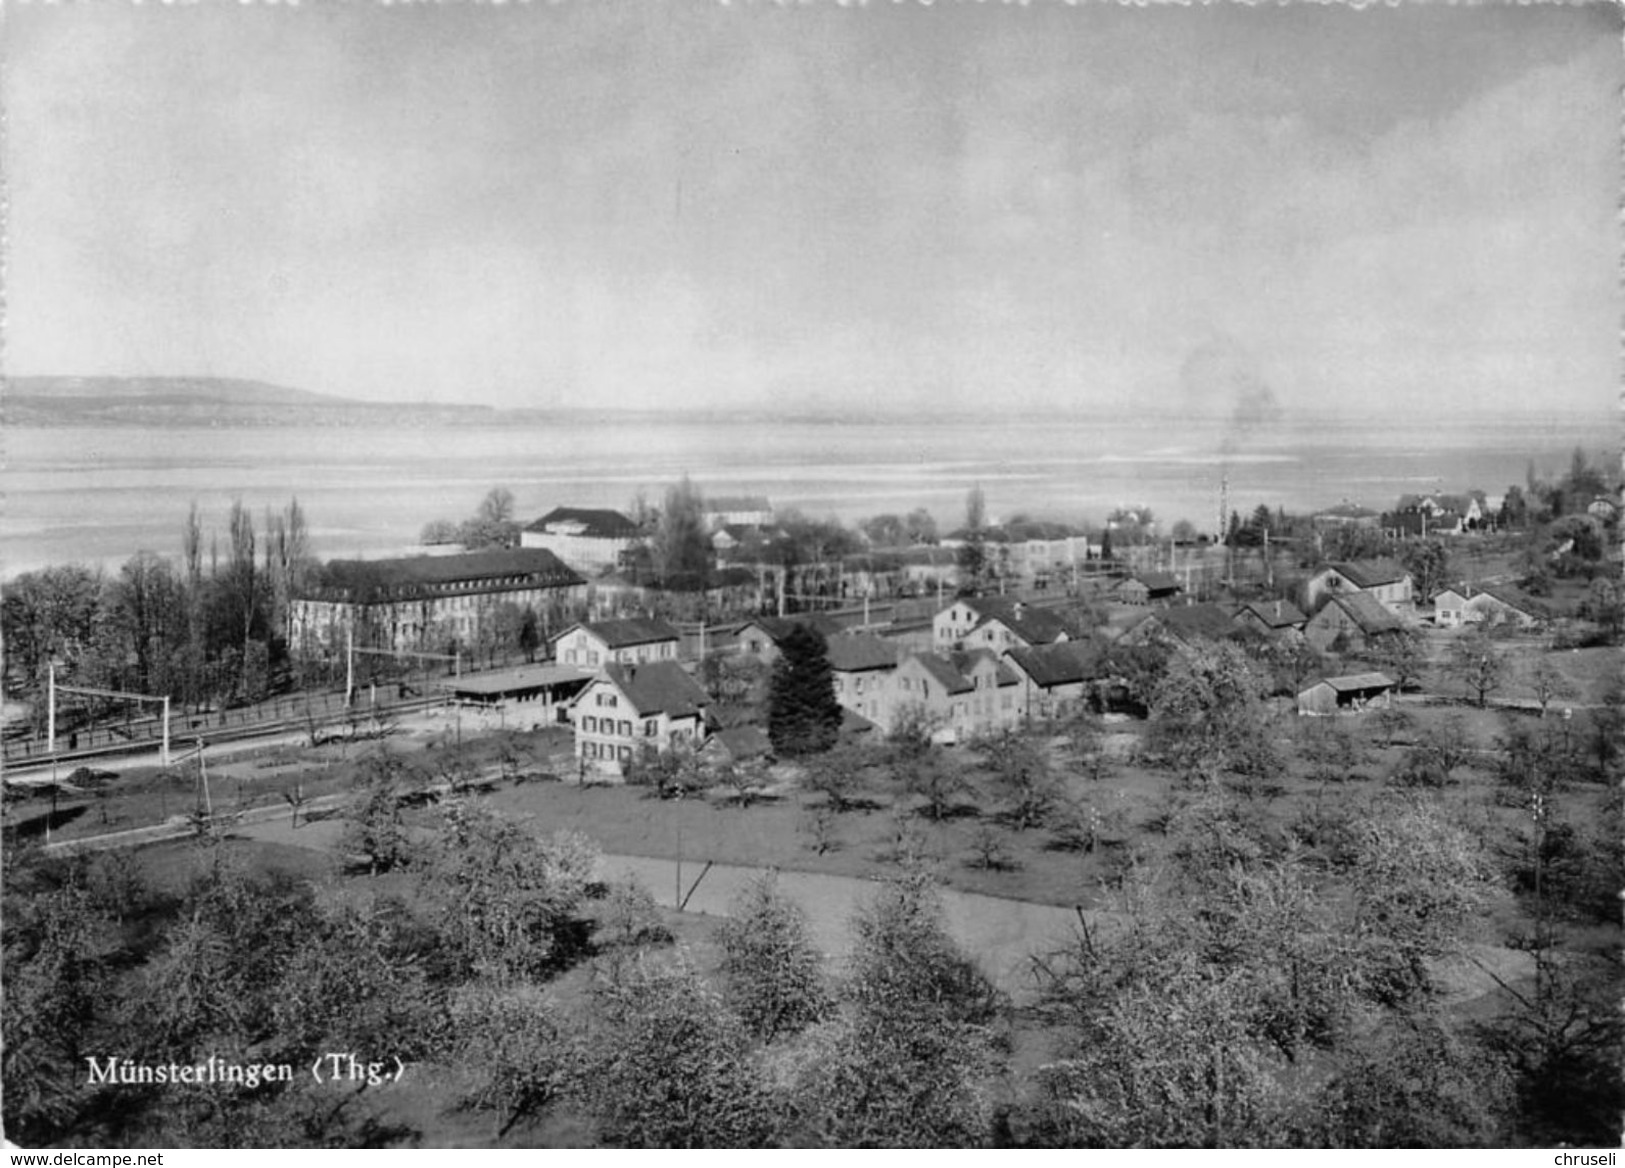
[1296,672,1396,716]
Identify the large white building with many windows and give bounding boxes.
[569,661,711,774]
[289,548,585,655]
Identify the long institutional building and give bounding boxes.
[289,548,586,653]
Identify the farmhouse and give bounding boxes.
[1004,640,1112,720]
[569,660,711,775]
[1432,587,1471,628]
[826,634,902,727]
[551,617,681,668]
[1115,572,1183,607]
[1233,599,1308,638]
[933,597,1070,653]
[1304,559,1414,614]
[290,548,585,655]
[883,650,1025,742]
[520,507,641,575]
[730,614,847,664]
[1465,586,1547,630]
[1304,592,1404,652]
[1121,602,1238,647]
[1297,672,1396,716]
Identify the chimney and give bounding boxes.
[1013,602,1025,621]
[1275,601,1282,619]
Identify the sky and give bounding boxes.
[4,0,1620,418]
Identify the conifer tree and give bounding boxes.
[767,625,843,757]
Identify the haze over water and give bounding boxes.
[6,410,1603,579]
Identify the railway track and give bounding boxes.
[2,694,445,778]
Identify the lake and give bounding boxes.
[3,411,1603,578]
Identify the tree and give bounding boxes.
[1149,642,1279,781]
[649,476,711,588]
[1446,626,1507,708]
[1399,539,1451,604]
[903,508,939,545]
[423,806,599,983]
[973,728,1061,830]
[860,513,908,547]
[790,875,1000,1147]
[1366,627,1425,693]
[450,984,572,1139]
[958,485,989,590]
[1171,518,1198,544]
[1522,656,1575,719]
[766,625,843,757]
[716,873,831,1042]
[579,956,776,1147]
[339,751,417,875]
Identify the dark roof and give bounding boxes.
[307,548,583,603]
[950,649,1020,687]
[826,634,899,673]
[709,725,773,761]
[1125,572,1181,593]
[1305,672,1395,695]
[1153,602,1239,642]
[911,652,975,696]
[1326,559,1409,589]
[445,664,591,697]
[961,597,1070,645]
[1237,599,1308,629]
[524,507,639,539]
[744,614,845,644]
[1475,585,1548,618]
[599,661,711,718]
[557,617,682,649]
[1326,592,1402,635]
[1006,641,1110,688]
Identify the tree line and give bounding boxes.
[4,501,318,728]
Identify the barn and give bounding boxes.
[1296,672,1396,716]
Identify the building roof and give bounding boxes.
[1305,672,1396,695]
[1473,585,1547,618]
[1325,592,1403,635]
[1237,599,1308,629]
[1326,559,1410,589]
[524,507,639,539]
[960,597,1070,645]
[1006,640,1110,688]
[1153,602,1240,642]
[900,546,959,567]
[911,652,976,696]
[949,649,1020,687]
[598,661,711,718]
[1125,571,1181,593]
[742,614,846,644]
[445,664,592,697]
[825,634,900,673]
[305,548,583,603]
[708,724,773,761]
[556,616,682,650]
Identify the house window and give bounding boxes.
[588,651,600,665]
[833,678,844,694]
[619,745,631,762]
[644,719,658,737]
[619,720,632,736]
[583,715,597,732]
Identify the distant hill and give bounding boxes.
[6,376,495,428]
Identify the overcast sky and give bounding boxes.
[4,1,1619,417]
